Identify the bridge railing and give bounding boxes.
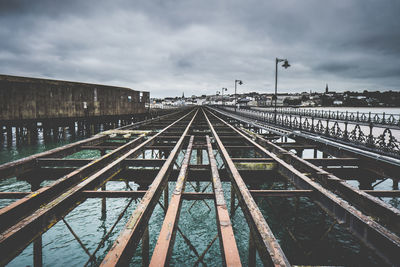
[250,106,400,128]
[216,105,400,158]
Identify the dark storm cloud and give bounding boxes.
[0,0,399,97]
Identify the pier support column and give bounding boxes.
[69,122,76,137]
[101,184,107,220]
[230,183,235,217]
[197,149,202,165]
[32,123,38,142]
[33,236,43,267]
[61,127,67,140]
[164,182,169,210]
[31,179,43,267]
[196,149,202,190]
[27,127,32,145]
[53,126,59,140]
[142,226,149,267]
[6,126,12,145]
[393,178,399,190]
[0,125,3,143]
[16,127,21,145]
[249,231,256,267]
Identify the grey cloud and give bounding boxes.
[0,0,399,97]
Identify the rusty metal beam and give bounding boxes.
[181,192,214,200]
[7,189,400,200]
[206,135,241,266]
[149,135,194,266]
[37,158,166,168]
[305,158,360,166]
[250,190,314,197]
[82,190,147,198]
[100,109,198,266]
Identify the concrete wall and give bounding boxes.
[0,75,149,121]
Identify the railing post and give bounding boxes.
[299,115,302,130]
[367,123,374,147]
[382,112,386,124]
[325,118,330,136]
[311,117,314,133]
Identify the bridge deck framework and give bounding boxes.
[0,106,399,266]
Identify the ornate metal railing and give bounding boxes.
[217,106,400,158]
[250,107,400,128]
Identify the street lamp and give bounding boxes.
[274,58,290,123]
[221,88,227,105]
[234,80,243,112]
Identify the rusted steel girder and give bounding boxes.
[208,109,400,265]
[0,110,196,266]
[202,109,290,266]
[149,135,195,266]
[36,158,166,168]
[239,124,400,234]
[100,109,199,266]
[206,135,242,266]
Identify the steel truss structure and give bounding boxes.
[0,107,399,266]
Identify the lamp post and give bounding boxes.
[274,58,290,123]
[221,88,227,105]
[234,80,243,112]
[216,91,220,105]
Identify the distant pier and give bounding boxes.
[0,75,150,144]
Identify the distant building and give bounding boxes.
[325,84,329,94]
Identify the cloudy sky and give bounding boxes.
[0,0,399,97]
